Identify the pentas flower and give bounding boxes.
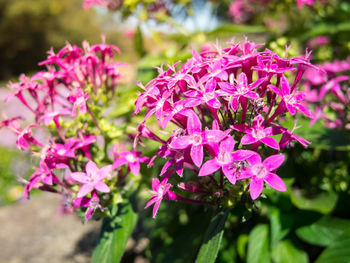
[239,154,286,200]
[303,57,350,130]
[269,75,311,120]
[169,111,229,167]
[145,177,173,218]
[199,136,257,184]
[296,0,314,8]
[136,39,315,217]
[232,115,281,150]
[113,151,149,176]
[71,161,112,198]
[73,190,104,220]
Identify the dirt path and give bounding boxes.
[0,194,100,263]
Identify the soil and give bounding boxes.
[0,194,100,263]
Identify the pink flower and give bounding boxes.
[232,115,281,150]
[296,0,314,8]
[71,161,112,198]
[239,154,286,200]
[112,151,149,176]
[169,111,229,167]
[73,190,104,220]
[199,136,257,184]
[145,177,173,218]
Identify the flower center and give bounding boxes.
[203,92,216,102]
[126,154,136,163]
[252,164,267,179]
[217,151,232,165]
[284,94,296,104]
[190,133,202,146]
[252,129,266,139]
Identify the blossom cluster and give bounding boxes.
[228,0,315,24]
[304,57,350,130]
[135,39,316,217]
[1,41,148,220]
[83,0,172,19]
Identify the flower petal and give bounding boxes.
[265,173,286,192]
[263,154,285,171]
[86,161,98,177]
[71,172,88,183]
[241,133,258,145]
[191,144,203,167]
[260,137,280,150]
[198,159,221,176]
[249,178,264,200]
[129,162,140,176]
[170,136,191,149]
[94,181,110,193]
[77,184,94,198]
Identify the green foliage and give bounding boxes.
[92,201,138,263]
[247,224,271,263]
[0,0,101,79]
[195,208,229,263]
[0,147,31,205]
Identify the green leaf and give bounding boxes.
[283,118,350,151]
[301,22,350,41]
[92,201,138,263]
[207,24,268,37]
[247,224,271,263]
[296,216,350,247]
[134,25,146,58]
[271,239,308,263]
[315,230,350,263]
[237,234,249,260]
[268,208,294,249]
[195,208,229,263]
[291,191,338,214]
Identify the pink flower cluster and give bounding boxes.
[228,0,314,23]
[304,57,350,129]
[1,41,148,220]
[135,39,316,217]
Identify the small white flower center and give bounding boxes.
[203,92,216,102]
[217,151,232,165]
[190,133,202,146]
[252,129,266,139]
[284,94,295,104]
[126,154,136,163]
[252,164,267,179]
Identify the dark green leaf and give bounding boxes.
[92,201,138,263]
[291,191,338,214]
[271,239,308,263]
[315,230,350,263]
[247,224,271,263]
[195,208,229,263]
[269,208,293,249]
[296,216,350,247]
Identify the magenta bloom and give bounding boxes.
[71,161,112,198]
[112,151,149,176]
[296,0,314,8]
[145,178,172,218]
[232,115,280,150]
[269,75,311,117]
[199,136,257,184]
[169,111,229,167]
[73,190,104,220]
[239,154,286,200]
